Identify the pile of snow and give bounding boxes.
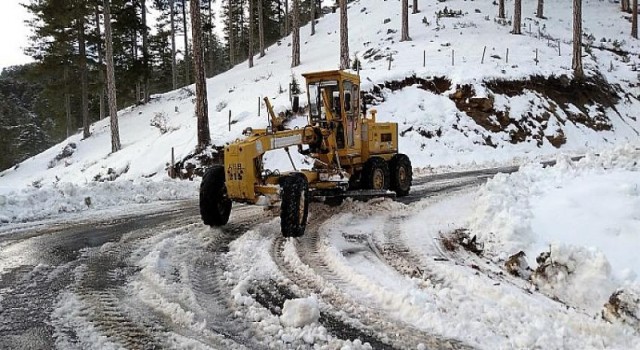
[280,296,321,328]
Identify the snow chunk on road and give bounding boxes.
[280,295,320,328]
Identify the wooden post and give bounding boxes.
[170,147,175,178]
[535,48,538,65]
[558,40,561,56]
[452,50,455,66]
[388,54,392,70]
[228,110,231,131]
[481,46,486,64]
[258,97,261,116]
[506,48,509,63]
[423,50,426,67]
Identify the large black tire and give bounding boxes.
[361,157,390,190]
[280,173,310,237]
[389,153,412,197]
[200,165,232,226]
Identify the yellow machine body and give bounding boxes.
[223,70,399,204]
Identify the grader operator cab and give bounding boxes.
[200,70,412,237]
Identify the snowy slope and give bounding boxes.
[1,0,639,198]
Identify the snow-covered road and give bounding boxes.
[1,158,638,349]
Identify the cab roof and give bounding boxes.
[301,70,360,84]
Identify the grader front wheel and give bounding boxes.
[200,165,232,226]
[280,173,310,237]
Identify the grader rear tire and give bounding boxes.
[280,173,309,237]
[389,153,412,197]
[362,157,390,190]
[200,165,232,226]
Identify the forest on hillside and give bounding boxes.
[0,0,637,171]
[0,0,326,171]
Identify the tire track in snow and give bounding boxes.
[269,203,470,350]
[188,205,274,349]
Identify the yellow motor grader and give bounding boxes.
[200,70,412,237]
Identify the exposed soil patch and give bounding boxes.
[450,74,618,146]
[365,74,621,148]
[485,74,616,131]
[364,75,452,106]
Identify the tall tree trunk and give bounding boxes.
[498,0,505,19]
[412,0,418,14]
[95,4,105,120]
[78,16,90,139]
[537,0,544,18]
[278,0,283,36]
[512,0,522,34]
[190,0,210,151]
[400,0,411,41]
[622,0,630,13]
[633,0,638,39]
[249,0,255,67]
[572,0,584,80]
[339,0,349,70]
[182,0,190,85]
[141,0,150,103]
[285,0,289,35]
[170,0,178,89]
[310,0,316,35]
[228,0,235,66]
[292,0,300,67]
[64,65,71,138]
[258,0,265,56]
[208,0,214,76]
[104,0,121,153]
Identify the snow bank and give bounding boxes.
[470,143,640,312]
[0,179,198,224]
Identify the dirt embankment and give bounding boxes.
[366,74,621,148]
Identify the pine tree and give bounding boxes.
[76,0,90,139]
[249,0,255,67]
[141,0,150,103]
[292,0,300,67]
[401,0,411,42]
[180,0,190,85]
[512,0,522,34]
[537,0,544,19]
[622,0,630,13]
[632,0,638,39]
[572,0,584,80]
[190,0,210,150]
[258,0,266,57]
[339,0,349,70]
[94,2,106,121]
[104,0,122,152]
[170,0,178,88]
[310,0,316,35]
